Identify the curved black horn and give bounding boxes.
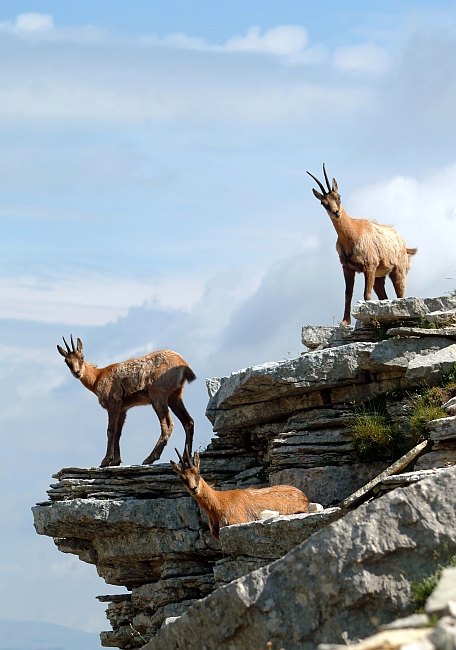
[323,164,332,193]
[306,171,327,195]
[62,336,71,353]
[175,448,185,466]
[70,334,76,353]
[185,445,194,467]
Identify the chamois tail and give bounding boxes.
[184,367,197,383]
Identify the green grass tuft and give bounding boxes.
[411,555,456,613]
[348,407,394,459]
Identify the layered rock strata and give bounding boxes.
[33,295,456,648]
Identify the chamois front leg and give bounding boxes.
[143,394,174,465]
[363,266,376,302]
[342,266,355,325]
[100,410,126,467]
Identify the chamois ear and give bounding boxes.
[170,460,181,475]
[332,178,338,193]
[77,338,83,353]
[57,345,67,358]
[193,452,200,470]
[312,188,324,201]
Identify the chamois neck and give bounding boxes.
[328,205,356,237]
[193,477,221,515]
[79,362,102,393]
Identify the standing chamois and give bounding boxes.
[170,448,310,541]
[57,336,196,467]
[307,164,417,325]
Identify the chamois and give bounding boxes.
[307,164,417,325]
[170,448,309,541]
[57,336,196,467]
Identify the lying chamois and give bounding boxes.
[308,164,417,325]
[170,448,309,541]
[57,336,196,467]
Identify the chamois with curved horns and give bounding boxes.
[307,165,417,325]
[57,336,196,467]
[171,448,310,541]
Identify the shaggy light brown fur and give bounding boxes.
[57,336,196,467]
[171,450,309,541]
[308,165,417,325]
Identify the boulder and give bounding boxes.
[428,416,456,441]
[352,296,456,324]
[144,467,456,650]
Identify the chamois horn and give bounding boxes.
[323,163,332,193]
[62,336,72,354]
[306,170,327,195]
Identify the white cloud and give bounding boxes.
[0,274,207,325]
[348,162,456,294]
[224,25,308,56]
[15,13,54,32]
[334,42,390,74]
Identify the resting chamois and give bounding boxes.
[171,448,309,541]
[307,164,417,325]
[57,336,196,467]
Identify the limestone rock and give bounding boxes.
[387,327,456,339]
[352,296,456,324]
[443,397,456,415]
[426,567,456,617]
[270,464,388,506]
[415,451,456,470]
[144,467,456,650]
[357,338,453,373]
[302,325,341,349]
[428,416,456,441]
[219,508,343,560]
[406,344,456,382]
[424,309,456,325]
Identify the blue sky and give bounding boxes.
[1,0,456,643]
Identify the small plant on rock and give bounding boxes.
[411,555,456,613]
[348,405,394,459]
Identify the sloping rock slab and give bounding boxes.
[405,344,456,382]
[356,338,452,373]
[206,343,370,415]
[219,508,342,559]
[352,296,456,325]
[144,466,456,650]
[387,327,456,339]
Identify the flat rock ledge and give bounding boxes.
[144,467,456,650]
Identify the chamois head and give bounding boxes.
[170,447,201,495]
[307,164,341,218]
[57,335,85,379]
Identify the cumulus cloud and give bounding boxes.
[224,25,308,56]
[333,42,390,74]
[14,13,54,32]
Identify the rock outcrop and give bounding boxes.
[32,295,456,648]
[144,466,456,650]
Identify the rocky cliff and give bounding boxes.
[32,295,456,648]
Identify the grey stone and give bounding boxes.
[443,397,456,416]
[406,345,456,382]
[381,613,431,630]
[357,338,453,373]
[269,464,388,506]
[219,508,342,560]
[352,296,456,324]
[426,568,456,616]
[415,451,456,470]
[144,467,456,650]
[387,327,456,339]
[429,616,456,650]
[302,325,341,349]
[213,556,269,586]
[206,343,371,414]
[424,309,456,325]
[428,416,456,441]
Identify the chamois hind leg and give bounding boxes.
[143,394,174,465]
[373,276,388,300]
[101,410,126,467]
[342,266,355,326]
[168,388,195,456]
[389,268,407,298]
